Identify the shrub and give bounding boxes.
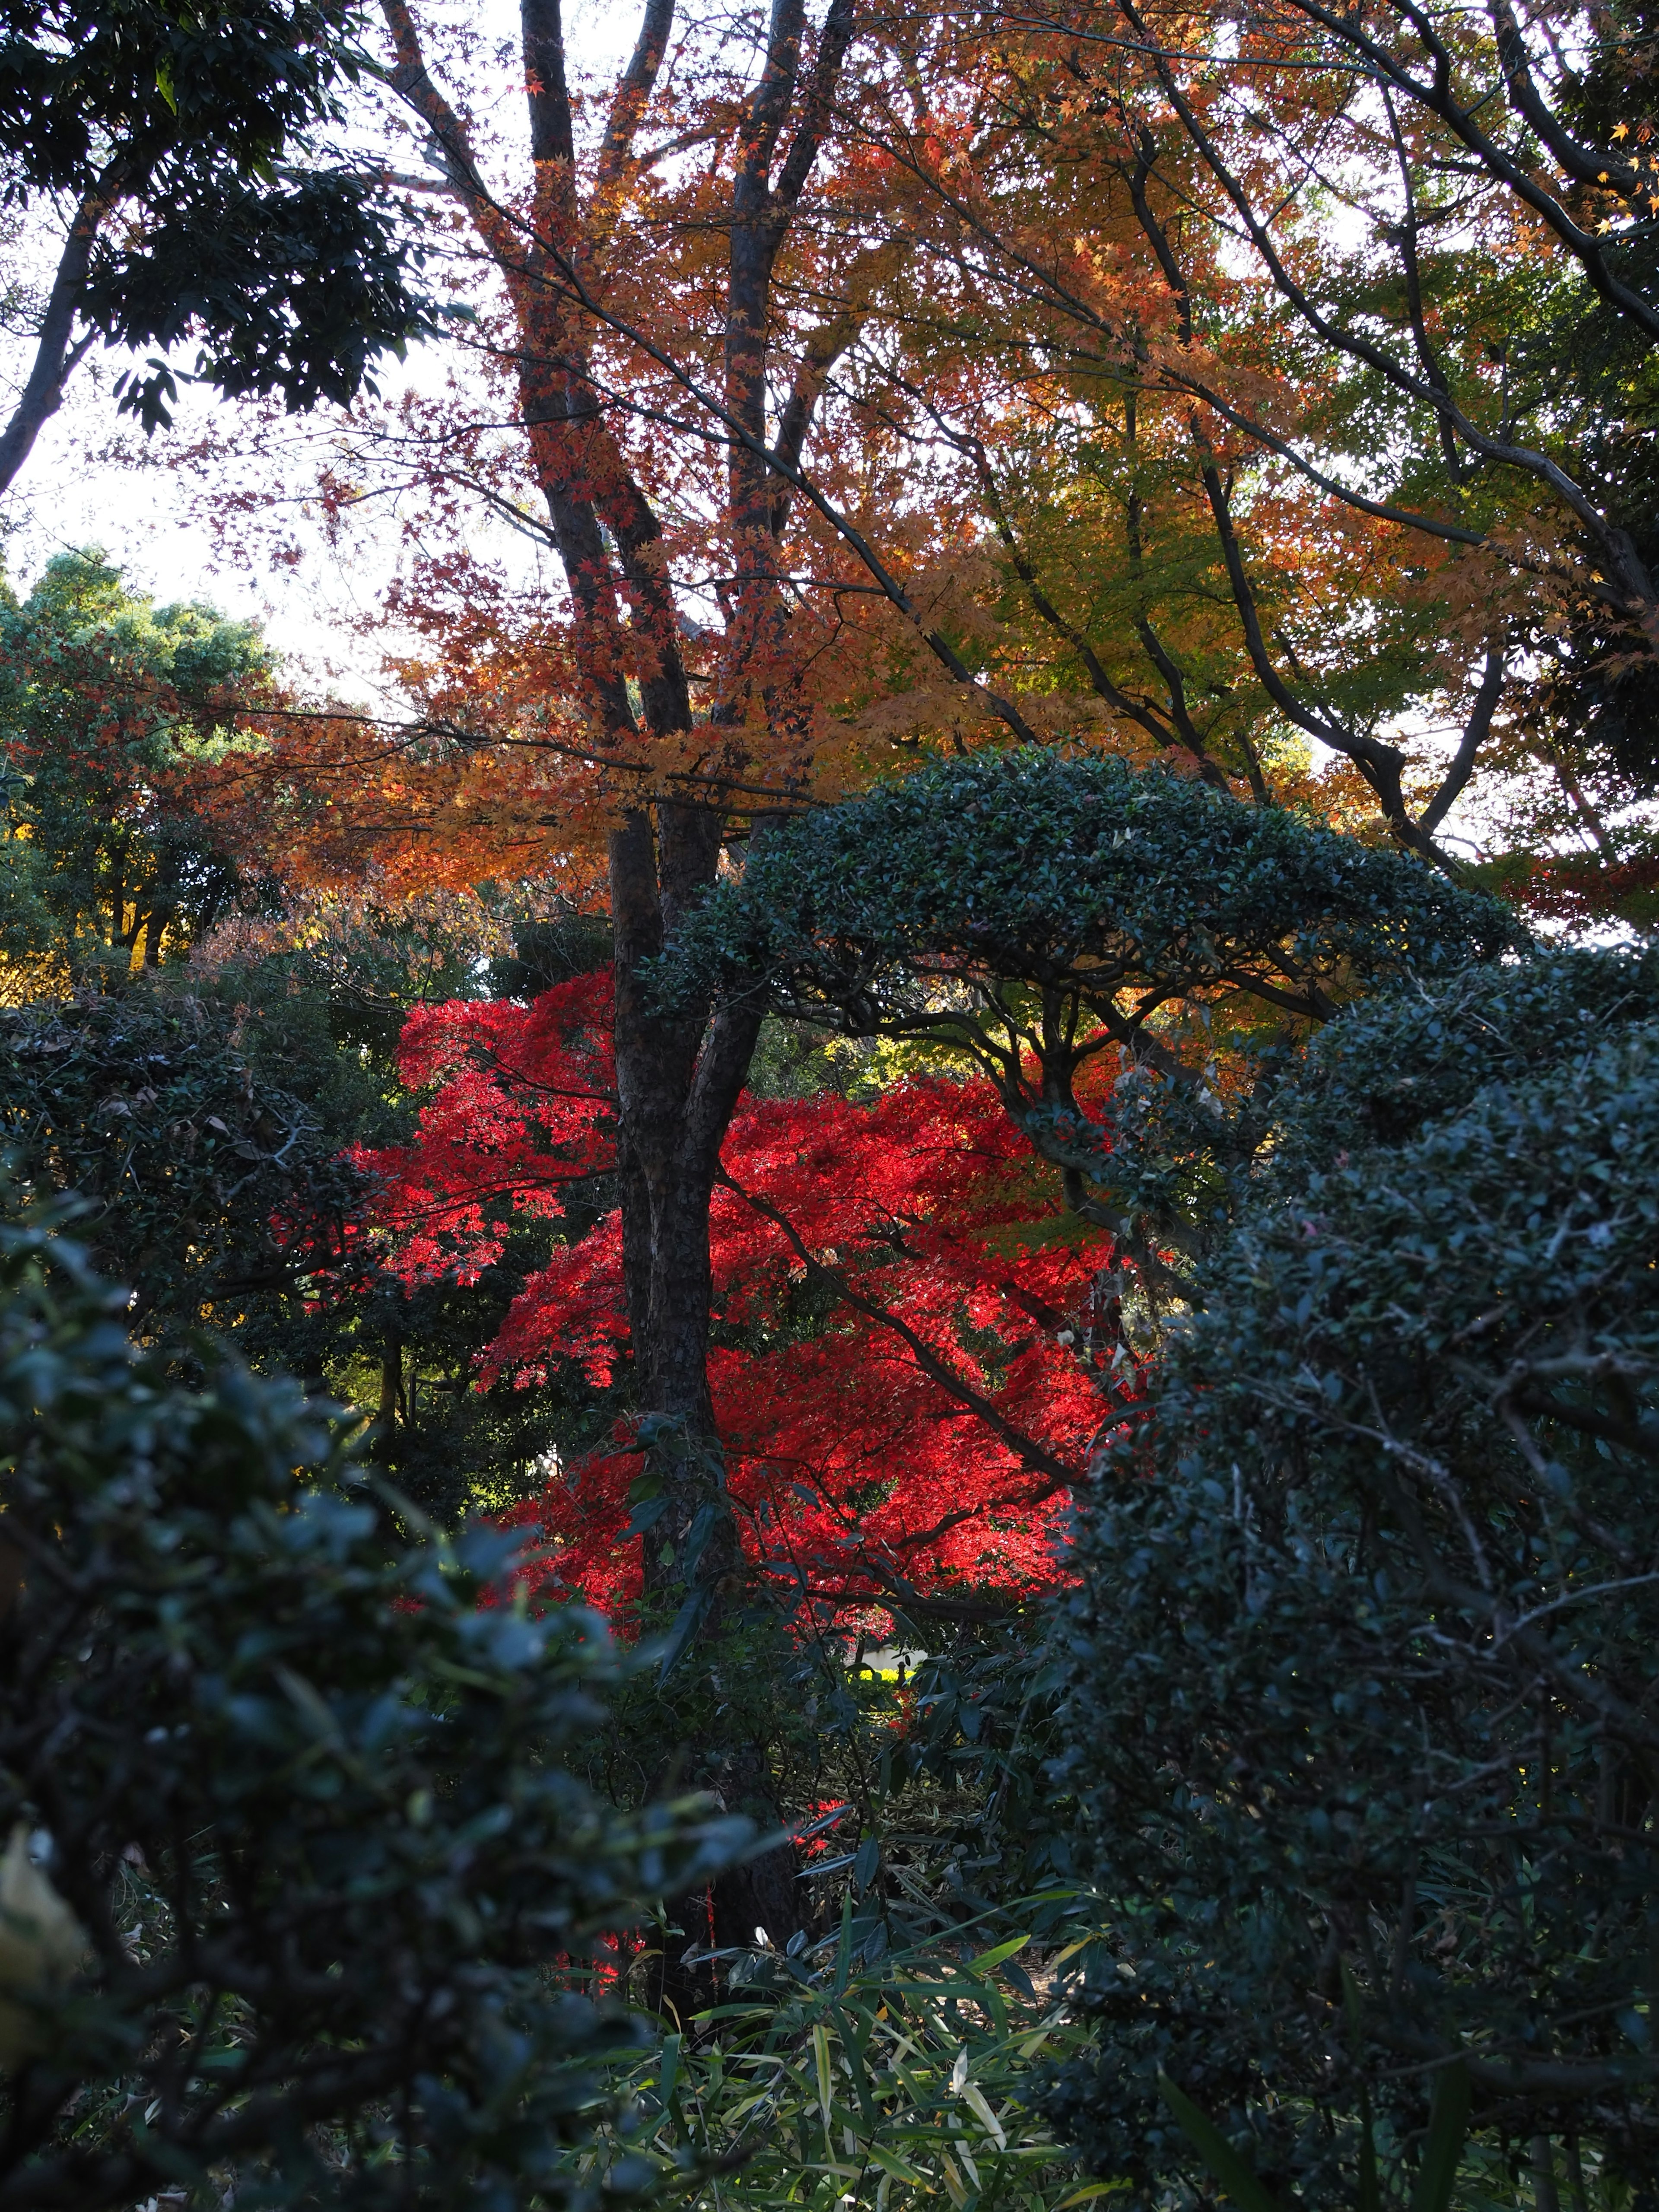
[0,1210,747,2212]
[1052,952,1659,2201]
[0,986,362,1341]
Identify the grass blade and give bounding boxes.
[1409,2060,1471,2212]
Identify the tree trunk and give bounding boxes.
[0,188,105,499]
[378,1335,404,1446]
[378,0,862,1967]
[608,803,791,1961]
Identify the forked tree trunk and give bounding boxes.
[379,0,859,1962]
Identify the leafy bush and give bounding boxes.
[0,1210,747,2212]
[1095,943,1659,1282]
[576,1909,1096,2212]
[1267,944,1659,1175]
[1052,951,1659,2200]
[0,986,363,1344]
[664,752,1520,1045]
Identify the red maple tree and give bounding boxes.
[355,972,1133,1624]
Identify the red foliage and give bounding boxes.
[350,972,615,1293]
[359,974,1130,1621]
[1509,849,1659,931]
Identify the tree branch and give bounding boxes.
[717,1168,1084,1489]
[0,189,107,499]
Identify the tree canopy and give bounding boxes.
[661,750,1521,1275]
[0,0,434,493]
[0,552,271,985]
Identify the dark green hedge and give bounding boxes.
[1052,952,1659,2198]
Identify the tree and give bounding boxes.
[350,747,1519,1646]
[818,0,1659,860]
[353,965,1120,1623]
[0,552,271,986]
[147,0,1587,1958]
[286,0,950,1948]
[168,0,1659,1565]
[1049,947,1659,2202]
[359,0,873,1602]
[0,0,435,494]
[0,1205,748,2212]
[663,750,1519,1285]
[190,0,1534,1658]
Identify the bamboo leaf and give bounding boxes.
[866,2141,931,2185]
[969,1934,1033,1975]
[1408,2061,1471,2212]
[1157,2074,1290,2212]
[834,1893,854,1996]
[1357,2084,1380,2212]
[658,2032,682,2115]
[963,2081,1009,2149]
[813,2022,833,2133]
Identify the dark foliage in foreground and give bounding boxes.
[0,1214,747,2212]
[1052,951,1659,2200]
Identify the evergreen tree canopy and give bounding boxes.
[665,753,1519,1065]
[0,552,270,982]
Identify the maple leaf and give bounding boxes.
[360,973,1121,1621]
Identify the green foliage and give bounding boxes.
[1092,944,1659,1284]
[663,753,1521,1053]
[487,905,616,1007]
[1268,944,1659,1173]
[0,551,270,977]
[576,1911,1096,2212]
[0,1207,748,2212]
[0,0,433,430]
[662,749,1522,1295]
[564,1610,1098,2212]
[0,984,360,1346]
[0,884,614,1527]
[1157,2061,1471,2212]
[1051,950,1659,2199]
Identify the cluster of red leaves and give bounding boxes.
[351,971,615,1282]
[357,974,1124,1620]
[1510,848,1659,931]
